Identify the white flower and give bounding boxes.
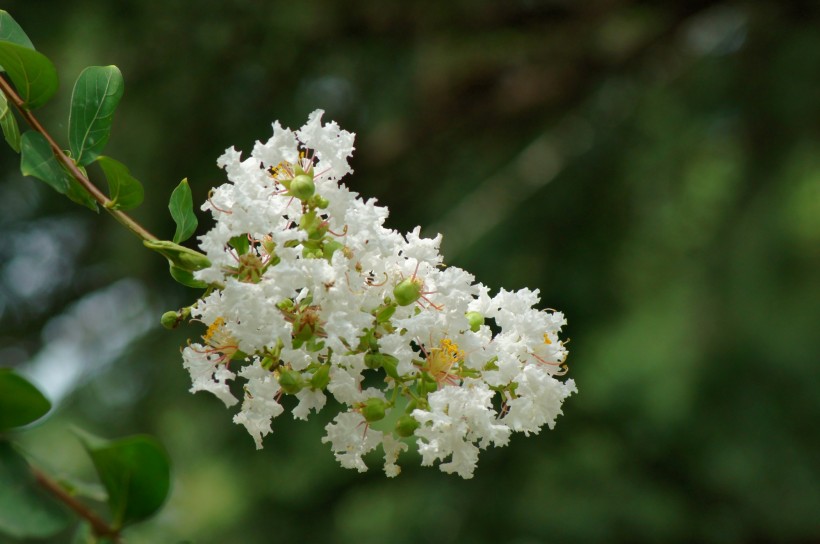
[233,362,285,449]
[178,110,576,478]
[502,366,577,435]
[181,344,238,407]
[322,411,382,473]
[413,379,511,479]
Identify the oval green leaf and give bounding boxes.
[97,155,143,210]
[0,10,34,49]
[0,90,20,152]
[69,66,124,166]
[78,432,171,528]
[169,178,197,243]
[0,369,50,430]
[0,441,71,538]
[0,40,57,109]
[20,131,98,211]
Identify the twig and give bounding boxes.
[31,466,122,543]
[0,74,157,242]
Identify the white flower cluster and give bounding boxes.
[180,110,576,479]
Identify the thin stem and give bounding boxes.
[0,75,157,242]
[32,466,122,543]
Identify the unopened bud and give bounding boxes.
[393,277,422,306]
[277,369,304,394]
[290,174,315,200]
[161,310,181,329]
[466,311,484,332]
[395,414,420,437]
[360,398,387,423]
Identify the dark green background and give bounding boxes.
[1,1,818,542]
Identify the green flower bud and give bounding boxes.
[360,398,387,423]
[364,352,384,370]
[395,414,420,437]
[393,277,422,306]
[277,369,304,394]
[312,195,329,209]
[161,310,181,329]
[290,174,315,200]
[302,246,324,259]
[310,364,331,390]
[465,311,484,332]
[276,298,294,311]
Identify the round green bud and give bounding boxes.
[312,195,329,209]
[277,369,304,394]
[290,174,315,200]
[393,277,422,306]
[466,311,484,332]
[276,298,294,311]
[361,398,387,423]
[395,414,420,437]
[161,310,180,330]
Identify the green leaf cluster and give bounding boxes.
[0,10,144,213]
[0,369,171,541]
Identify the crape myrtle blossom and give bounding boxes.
[177,110,576,478]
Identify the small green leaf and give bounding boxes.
[0,369,50,430]
[77,432,170,528]
[0,441,72,538]
[169,178,197,243]
[69,66,124,166]
[97,155,143,210]
[229,234,250,255]
[20,131,98,211]
[0,91,20,152]
[0,40,58,109]
[0,10,34,49]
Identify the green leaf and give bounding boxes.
[143,239,210,271]
[20,130,68,192]
[0,441,72,538]
[20,131,98,211]
[169,178,197,243]
[69,66,124,166]
[0,369,50,430]
[0,90,20,152]
[0,10,34,49]
[229,234,250,255]
[97,155,143,210]
[0,40,58,109]
[168,264,208,289]
[78,432,170,528]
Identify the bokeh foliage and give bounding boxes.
[0,0,818,542]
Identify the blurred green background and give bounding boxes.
[1,0,818,542]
